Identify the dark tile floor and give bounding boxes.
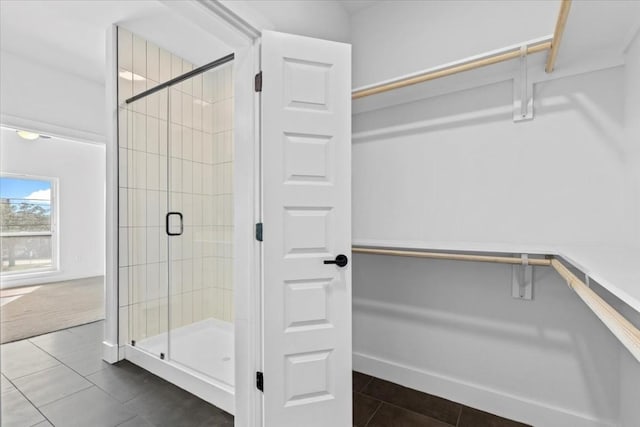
[0,320,233,427]
[1,319,529,427]
[352,372,531,427]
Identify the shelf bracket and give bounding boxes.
[513,45,534,122]
[512,254,533,300]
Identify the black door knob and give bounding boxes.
[324,254,348,268]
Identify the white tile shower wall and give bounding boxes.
[117,27,234,347]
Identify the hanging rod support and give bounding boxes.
[513,45,534,122]
[353,246,640,363]
[512,253,533,300]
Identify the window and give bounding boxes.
[0,175,57,275]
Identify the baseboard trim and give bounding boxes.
[0,273,104,290]
[353,352,615,427]
[124,344,235,414]
[102,341,119,364]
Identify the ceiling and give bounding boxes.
[1,0,638,87]
[0,0,232,85]
[339,0,379,15]
[560,0,640,67]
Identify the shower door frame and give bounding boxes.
[104,4,264,425]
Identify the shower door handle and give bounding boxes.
[324,254,349,267]
[166,212,183,236]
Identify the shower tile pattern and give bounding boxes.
[117,27,234,347]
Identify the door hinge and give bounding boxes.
[256,371,264,392]
[256,222,263,242]
[255,71,262,92]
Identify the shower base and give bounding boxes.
[125,317,235,413]
[137,318,235,386]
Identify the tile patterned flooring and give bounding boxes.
[352,371,531,427]
[0,321,233,427]
[1,319,529,427]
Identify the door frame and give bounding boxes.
[104,2,264,426]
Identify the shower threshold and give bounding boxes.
[125,318,235,414]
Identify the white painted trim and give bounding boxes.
[0,273,102,290]
[104,24,121,362]
[353,352,616,427]
[102,340,119,364]
[232,40,262,427]
[160,0,260,46]
[352,52,625,116]
[125,345,235,414]
[0,114,105,145]
[216,0,275,35]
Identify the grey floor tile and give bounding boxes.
[116,416,155,427]
[367,403,454,427]
[0,388,46,427]
[0,340,60,380]
[56,342,109,376]
[32,421,54,427]
[124,381,229,427]
[87,360,165,403]
[353,392,381,427]
[40,386,136,427]
[29,329,90,359]
[198,408,234,427]
[66,320,105,343]
[353,371,373,392]
[362,378,462,425]
[458,406,531,427]
[13,364,93,407]
[1,373,15,394]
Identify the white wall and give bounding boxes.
[0,50,106,142]
[353,68,632,248]
[220,0,350,43]
[350,3,640,426]
[624,29,640,248]
[619,28,640,427]
[353,255,622,426]
[351,0,558,87]
[0,128,105,287]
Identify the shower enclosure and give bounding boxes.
[118,53,235,394]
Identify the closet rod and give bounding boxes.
[352,247,551,266]
[545,0,572,73]
[551,259,640,363]
[351,40,551,100]
[352,246,640,363]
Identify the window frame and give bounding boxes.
[0,173,59,277]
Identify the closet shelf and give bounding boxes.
[352,240,640,363]
[351,0,572,100]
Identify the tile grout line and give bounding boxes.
[359,374,374,393]
[455,405,462,427]
[3,374,54,426]
[362,397,383,427]
[114,413,140,427]
[368,399,459,427]
[20,334,114,410]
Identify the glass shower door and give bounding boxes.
[167,61,235,385]
[124,88,170,359]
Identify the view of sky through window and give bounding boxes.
[1,176,54,273]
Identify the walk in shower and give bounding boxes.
[118,34,235,399]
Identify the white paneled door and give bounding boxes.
[261,30,352,427]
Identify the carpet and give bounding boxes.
[0,276,104,344]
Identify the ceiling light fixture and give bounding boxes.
[119,70,146,81]
[16,130,41,141]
